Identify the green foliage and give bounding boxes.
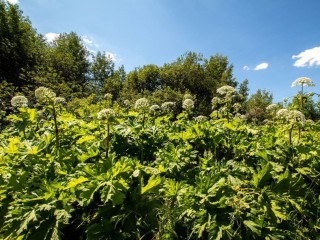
[0,97,319,239]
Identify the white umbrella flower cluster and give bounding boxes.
[11,95,28,108]
[35,87,56,102]
[161,102,175,112]
[182,99,194,111]
[217,85,236,96]
[97,108,115,121]
[291,77,315,87]
[135,98,149,113]
[276,109,306,124]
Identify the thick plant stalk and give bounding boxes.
[106,122,110,159]
[289,123,294,146]
[52,104,60,150]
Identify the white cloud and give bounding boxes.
[106,52,118,62]
[292,46,320,67]
[6,0,19,4]
[254,62,268,70]
[81,36,121,63]
[82,36,99,48]
[82,36,93,45]
[45,32,59,43]
[243,66,250,71]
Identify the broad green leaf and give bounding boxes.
[65,176,89,189]
[78,148,99,162]
[271,200,287,222]
[251,162,272,188]
[27,108,36,122]
[141,175,162,194]
[223,122,235,131]
[76,135,95,144]
[27,146,39,155]
[243,220,261,235]
[17,210,37,235]
[255,151,269,161]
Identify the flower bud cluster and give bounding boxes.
[104,93,113,100]
[150,104,160,113]
[194,115,207,122]
[55,97,66,105]
[35,87,56,102]
[217,85,236,96]
[11,96,28,108]
[276,109,306,124]
[182,99,194,111]
[161,102,175,112]
[134,98,149,113]
[266,104,279,112]
[98,108,115,121]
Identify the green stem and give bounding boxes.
[106,122,110,159]
[52,104,60,151]
[289,124,294,146]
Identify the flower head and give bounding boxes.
[306,119,314,125]
[266,104,278,112]
[276,108,289,119]
[182,99,194,111]
[291,77,315,87]
[161,102,176,112]
[35,87,56,102]
[55,97,66,105]
[150,104,160,113]
[123,100,130,107]
[233,103,242,113]
[276,109,305,124]
[211,97,220,109]
[194,115,207,122]
[134,98,149,113]
[104,93,113,100]
[217,85,236,95]
[97,108,115,121]
[288,110,306,123]
[11,95,28,108]
[183,93,193,100]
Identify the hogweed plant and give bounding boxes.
[104,93,113,107]
[216,85,237,122]
[97,108,116,159]
[34,87,61,152]
[266,103,280,119]
[149,104,161,117]
[135,97,149,127]
[10,95,31,137]
[291,77,316,110]
[123,99,131,114]
[134,98,149,162]
[211,97,221,118]
[276,109,306,145]
[161,102,176,116]
[182,98,194,117]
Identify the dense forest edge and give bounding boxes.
[0,1,319,239]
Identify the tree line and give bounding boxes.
[1,0,319,121]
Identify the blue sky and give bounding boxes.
[10,0,320,102]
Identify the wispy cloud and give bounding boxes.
[292,46,320,67]
[82,36,121,63]
[44,32,60,43]
[106,52,123,63]
[6,0,19,4]
[254,62,268,71]
[243,66,250,71]
[82,36,99,48]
